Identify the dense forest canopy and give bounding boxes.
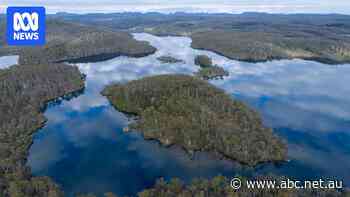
[102,74,287,166]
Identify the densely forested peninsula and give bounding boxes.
[102,74,286,166]
[0,20,156,65]
[0,63,85,197]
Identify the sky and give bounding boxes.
[1,0,350,14]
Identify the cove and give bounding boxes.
[26,33,350,196]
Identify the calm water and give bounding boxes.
[23,33,350,196]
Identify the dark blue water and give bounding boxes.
[27,34,350,196]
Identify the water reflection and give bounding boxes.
[28,33,350,196]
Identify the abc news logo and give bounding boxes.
[7,7,46,46]
[14,12,39,31]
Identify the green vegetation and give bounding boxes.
[0,20,156,65]
[102,74,287,166]
[195,66,229,80]
[0,63,85,197]
[58,12,350,64]
[190,30,350,64]
[138,176,350,197]
[195,55,213,68]
[157,56,184,64]
[194,55,229,80]
[69,175,350,197]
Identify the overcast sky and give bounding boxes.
[1,0,350,14]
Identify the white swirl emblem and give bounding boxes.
[13,12,39,31]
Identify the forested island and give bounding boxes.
[194,55,229,80]
[0,63,85,197]
[102,74,287,166]
[157,56,184,64]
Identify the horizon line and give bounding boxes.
[1,3,350,15]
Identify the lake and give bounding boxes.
[20,33,350,196]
